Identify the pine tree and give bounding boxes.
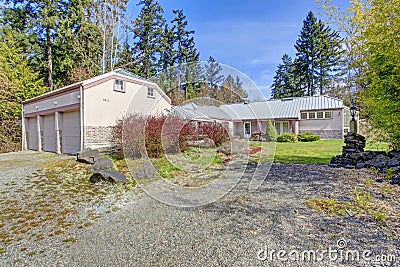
[203,56,224,99]
[219,74,235,103]
[265,119,278,142]
[220,75,248,103]
[294,11,343,96]
[170,9,200,101]
[132,0,166,79]
[271,54,301,99]
[118,25,134,72]
[294,11,319,96]
[234,75,248,101]
[55,0,103,86]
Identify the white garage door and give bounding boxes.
[27,117,38,150]
[62,110,81,154]
[43,114,56,153]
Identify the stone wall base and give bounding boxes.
[84,126,113,145]
[299,129,342,139]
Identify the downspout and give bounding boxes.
[21,104,25,151]
[341,108,345,139]
[80,85,84,151]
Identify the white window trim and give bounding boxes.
[147,87,155,98]
[114,79,125,93]
[301,111,333,120]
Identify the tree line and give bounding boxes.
[0,0,247,102]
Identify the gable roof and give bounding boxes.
[23,68,169,104]
[172,95,344,121]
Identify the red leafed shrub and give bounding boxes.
[195,121,230,146]
[112,114,195,158]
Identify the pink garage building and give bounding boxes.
[22,69,171,154]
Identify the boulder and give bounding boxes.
[77,149,101,164]
[388,150,400,159]
[355,162,366,169]
[365,154,390,170]
[390,174,400,185]
[90,170,127,184]
[391,166,400,173]
[89,158,113,172]
[388,157,400,168]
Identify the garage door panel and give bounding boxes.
[43,115,56,152]
[28,117,38,150]
[62,111,81,154]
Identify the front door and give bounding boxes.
[244,122,251,139]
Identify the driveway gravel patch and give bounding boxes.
[0,152,399,266]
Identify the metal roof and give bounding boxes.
[173,95,344,121]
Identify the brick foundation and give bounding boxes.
[299,129,342,139]
[84,126,113,145]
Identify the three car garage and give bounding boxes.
[22,69,172,155]
[25,110,81,155]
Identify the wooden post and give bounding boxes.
[55,112,61,154]
[37,115,42,152]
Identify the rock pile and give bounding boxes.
[330,133,400,177]
[76,148,127,184]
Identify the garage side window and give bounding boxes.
[147,87,155,98]
[114,79,125,92]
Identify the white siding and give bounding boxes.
[84,79,171,127]
[299,110,342,131]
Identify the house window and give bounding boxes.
[301,113,307,120]
[283,121,290,133]
[325,111,333,119]
[274,122,281,135]
[147,87,155,98]
[317,112,324,119]
[308,112,316,119]
[114,80,124,92]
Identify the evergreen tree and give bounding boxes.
[265,119,278,142]
[170,9,200,101]
[294,11,320,96]
[234,75,248,100]
[294,11,343,96]
[271,54,301,99]
[220,75,248,103]
[132,0,166,78]
[117,25,134,72]
[203,56,224,99]
[55,0,103,86]
[219,74,235,103]
[0,27,47,120]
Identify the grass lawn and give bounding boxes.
[274,140,343,164]
[252,140,389,165]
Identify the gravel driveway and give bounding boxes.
[0,152,399,266]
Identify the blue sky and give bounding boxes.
[129,0,350,99]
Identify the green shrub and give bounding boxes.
[277,132,298,143]
[297,133,320,142]
[265,119,278,142]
